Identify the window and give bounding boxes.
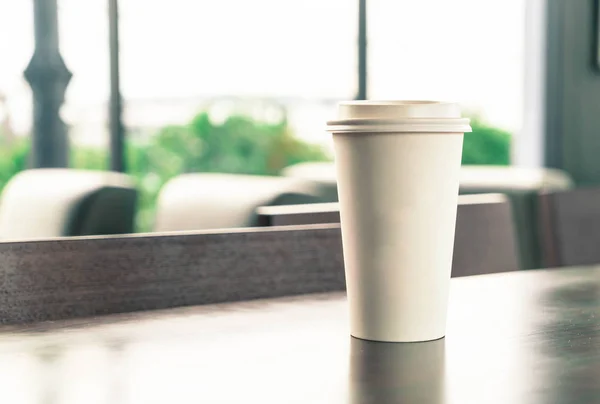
[59,0,110,152]
[0,1,33,189]
[369,0,525,164]
[370,0,524,131]
[119,0,357,145]
[0,1,33,138]
[117,0,357,230]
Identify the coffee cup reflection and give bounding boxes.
[349,337,446,404]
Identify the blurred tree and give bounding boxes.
[0,92,16,146]
[462,117,512,165]
[0,138,30,191]
[71,104,330,232]
[71,146,107,170]
[130,108,329,231]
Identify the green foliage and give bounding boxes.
[71,145,107,171]
[0,138,30,191]
[146,112,329,176]
[462,117,512,165]
[71,109,330,232]
[0,109,512,234]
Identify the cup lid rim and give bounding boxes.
[326,117,472,133]
[337,100,447,106]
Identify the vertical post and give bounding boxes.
[24,0,72,168]
[542,0,600,184]
[543,0,565,170]
[109,0,125,172]
[595,0,600,71]
[357,0,368,100]
[515,0,547,167]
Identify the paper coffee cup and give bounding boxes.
[327,101,471,342]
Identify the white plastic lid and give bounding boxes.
[326,100,472,133]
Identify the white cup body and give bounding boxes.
[329,101,468,342]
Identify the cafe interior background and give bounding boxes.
[1,0,600,401]
[0,0,598,257]
[0,0,531,233]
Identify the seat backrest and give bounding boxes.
[459,165,574,270]
[258,193,520,277]
[0,224,345,325]
[281,162,339,202]
[154,173,322,232]
[451,194,520,276]
[0,169,137,239]
[539,187,600,267]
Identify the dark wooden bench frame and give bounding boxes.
[0,225,344,325]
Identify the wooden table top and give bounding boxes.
[1,266,600,403]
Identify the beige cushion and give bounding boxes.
[281,162,338,202]
[459,165,574,192]
[0,169,136,240]
[154,173,321,231]
[281,162,337,183]
[283,162,574,192]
